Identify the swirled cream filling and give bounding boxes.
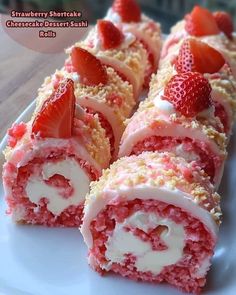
[105,211,185,274]
[26,158,90,215]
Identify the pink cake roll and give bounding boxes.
[119,72,227,187]
[162,6,236,78]
[2,79,110,226]
[38,49,135,159]
[65,21,148,99]
[151,38,236,135]
[81,152,221,294]
[105,0,162,87]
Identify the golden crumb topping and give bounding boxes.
[87,152,221,224]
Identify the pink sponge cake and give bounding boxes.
[2,79,110,226]
[105,0,162,87]
[81,152,221,294]
[152,38,236,136]
[40,48,134,159]
[119,72,227,187]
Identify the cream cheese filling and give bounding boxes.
[26,157,90,215]
[105,211,185,274]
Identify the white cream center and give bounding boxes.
[105,8,122,23]
[25,158,90,215]
[105,211,185,274]
[174,143,200,161]
[154,91,175,115]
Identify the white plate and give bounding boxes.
[0,103,236,295]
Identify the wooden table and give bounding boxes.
[0,19,89,140]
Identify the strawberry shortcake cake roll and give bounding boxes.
[105,0,162,87]
[35,0,162,159]
[162,6,236,78]
[66,0,162,95]
[67,19,147,99]
[152,38,236,135]
[119,72,227,187]
[39,47,134,159]
[2,79,110,226]
[81,152,221,294]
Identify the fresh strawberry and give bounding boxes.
[112,0,141,23]
[97,20,124,50]
[213,11,234,39]
[175,38,225,74]
[164,72,212,117]
[185,6,220,36]
[32,79,75,138]
[71,47,108,86]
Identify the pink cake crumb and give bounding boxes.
[131,136,221,182]
[89,199,216,294]
[4,154,98,227]
[106,93,123,107]
[7,122,27,148]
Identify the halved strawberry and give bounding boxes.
[112,0,141,23]
[175,38,225,74]
[97,20,124,50]
[71,47,108,86]
[164,72,212,117]
[32,79,75,138]
[213,11,234,39]
[185,6,220,36]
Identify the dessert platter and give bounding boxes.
[1,0,236,294]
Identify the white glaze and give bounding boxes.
[10,135,102,172]
[119,117,224,159]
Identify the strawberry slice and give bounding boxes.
[185,6,220,37]
[97,20,124,50]
[71,47,108,86]
[112,0,141,23]
[164,72,212,117]
[175,38,225,74]
[213,11,234,39]
[32,79,75,138]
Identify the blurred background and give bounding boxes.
[0,0,235,33]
